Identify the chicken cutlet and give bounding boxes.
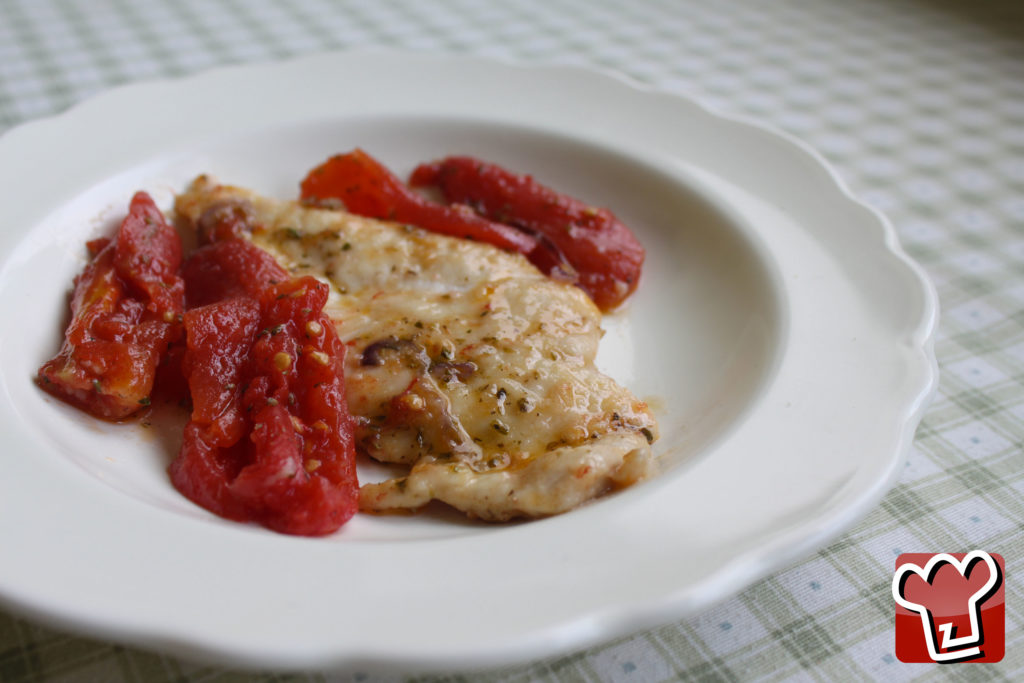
[175,175,657,521]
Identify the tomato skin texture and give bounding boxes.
[411,157,645,310]
[182,238,290,308]
[170,255,358,536]
[114,192,186,313]
[37,192,184,420]
[299,148,539,254]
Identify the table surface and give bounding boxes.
[1,0,1021,681]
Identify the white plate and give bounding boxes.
[0,51,937,671]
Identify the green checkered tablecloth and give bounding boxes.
[1,0,1021,680]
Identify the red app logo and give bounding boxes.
[893,551,1004,663]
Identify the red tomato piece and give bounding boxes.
[411,156,646,310]
[182,238,290,308]
[37,192,184,420]
[169,269,358,536]
[113,192,186,314]
[299,148,539,254]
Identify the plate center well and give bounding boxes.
[3,117,784,541]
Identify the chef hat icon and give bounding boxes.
[892,550,1001,663]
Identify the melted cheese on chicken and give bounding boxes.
[175,175,657,521]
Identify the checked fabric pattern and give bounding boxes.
[1,0,1022,681]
